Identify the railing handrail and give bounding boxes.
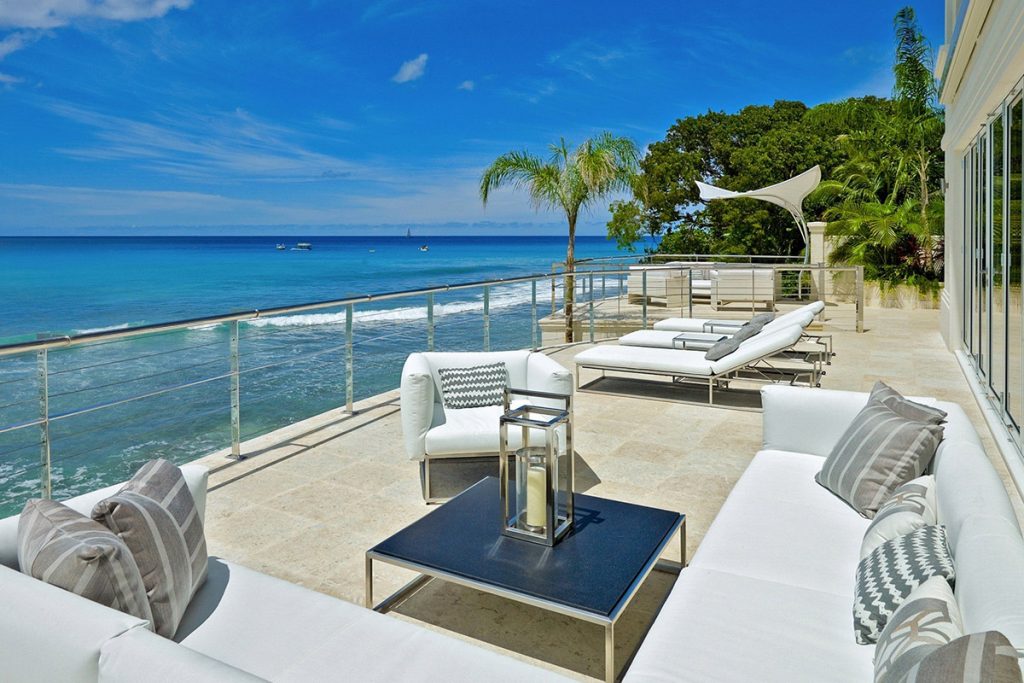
[0,262,860,358]
[567,253,805,266]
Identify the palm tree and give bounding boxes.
[480,132,638,342]
[809,6,944,290]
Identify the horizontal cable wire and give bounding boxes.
[48,336,227,376]
[48,356,227,399]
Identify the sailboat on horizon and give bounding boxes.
[406,228,412,238]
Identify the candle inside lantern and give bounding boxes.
[526,463,547,529]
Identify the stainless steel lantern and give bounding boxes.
[499,388,573,546]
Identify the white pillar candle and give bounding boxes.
[526,464,547,529]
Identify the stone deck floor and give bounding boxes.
[192,306,1023,681]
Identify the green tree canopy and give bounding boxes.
[607,98,876,256]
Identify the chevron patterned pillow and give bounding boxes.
[854,524,955,645]
[437,362,509,409]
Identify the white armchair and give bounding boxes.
[400,350,573,503]
[710,268,775,310]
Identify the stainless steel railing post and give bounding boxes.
[531,280,538,350]
[483,285,490,352]
[642,270,648,329]
[589,272,595,343]
[551,274,556,316]
[229,321,241,459]
[36,347,52,498]
[427,293,435,351]
[855,266,865,333]
[345,304,354,412]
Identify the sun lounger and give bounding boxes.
[650,301,832,361]
[652,301,825,334]
[574,323,817,406]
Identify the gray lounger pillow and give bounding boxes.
[705,336,742,361]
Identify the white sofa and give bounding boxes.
[625,385,1024,682]
[0,466,563,682]
[401,350,573,502]
[710,267,775,310]
[626,264,703,307]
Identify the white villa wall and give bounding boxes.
[941,0,1024,347]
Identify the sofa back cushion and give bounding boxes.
[18,499,154,626]
[0,464,208,571]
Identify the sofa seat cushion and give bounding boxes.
[623,567,873,683]
[424,403,557,456]
[177,558,561,682]
[688,449,870,596]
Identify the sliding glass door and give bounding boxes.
[1009,96,1024,429]
[992,114,1006,401]
[964,90,1024,436]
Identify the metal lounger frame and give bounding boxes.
[574,343,822,410]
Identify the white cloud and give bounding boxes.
[0,0,191,30]
[44,100,372,183]
[0,72,22,84]
[0,30,43,59]
[392,53,427,84]
[457,80,474,91]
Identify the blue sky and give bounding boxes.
[0,1,943,235]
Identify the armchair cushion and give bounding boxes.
[437,362,508,409]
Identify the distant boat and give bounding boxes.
[419,245,429,252]
[292,242,312,251]
[406,228,412,238]
[368,249,376,253]
[276,244,286,250]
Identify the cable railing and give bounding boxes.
[0,263,863,515]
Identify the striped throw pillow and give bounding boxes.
[18,499,153,627]
[870,381,947,425]
[437,362,508,409]
[898,631,1022,683]
[816,398,944,518]
[93,459,208,638]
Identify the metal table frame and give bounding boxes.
[366,515,685,683]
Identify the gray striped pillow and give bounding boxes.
[93,459,208,638]
[816,398,944,518]
[18,499,153,627]
[870,381,947,425]
[900,631,1022,683]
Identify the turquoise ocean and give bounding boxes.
[0,235,627,514]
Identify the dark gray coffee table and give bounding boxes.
[365,477,685,682]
